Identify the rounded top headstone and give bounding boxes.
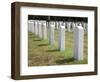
[50,24,55,28]
[60,26,65,28]
[39,20,42,24]
[43,22,46,26]
[77,25,83,30]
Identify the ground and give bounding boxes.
[28,30,88,66]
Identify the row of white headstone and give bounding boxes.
[28,20,47,39]
[49,21,87,32]
[28,20,84,60]
[28,20,87,32]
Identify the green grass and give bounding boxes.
[28,29,88,66]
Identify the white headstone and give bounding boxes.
[59,23,65,51]
[74,24,84,60]
[67,22,71,32]
[28,20,33,32]
[34,21,38,35]
[49,22,55,45]
[31,20,35,33]
[55,21,59,30]
[42,21,47,39]
[71,22,76,31]
[28,20,31,32]
[38,21,42,38]
[51,21,56,29]
[59,21,63,26]
[82,22,88,32]
[47,22,49,37]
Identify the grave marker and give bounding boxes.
[28,20,33,32]
[59,23,65,51]
[74,24,84,60]
[49,22,55,45]
[31,20,35,33]
[34,21,38,35]
[67,22,72,32]
[38,21,42,38]
[55,21,59,30]
[42,21,47,39]
[71,22,76,31]
[28,20,31,32]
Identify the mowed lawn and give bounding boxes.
[28,29,88,66]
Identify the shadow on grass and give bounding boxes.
[38,43,49,46]
[55,58,75,64]
[46,49,59,52]
[34,39,42,41]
